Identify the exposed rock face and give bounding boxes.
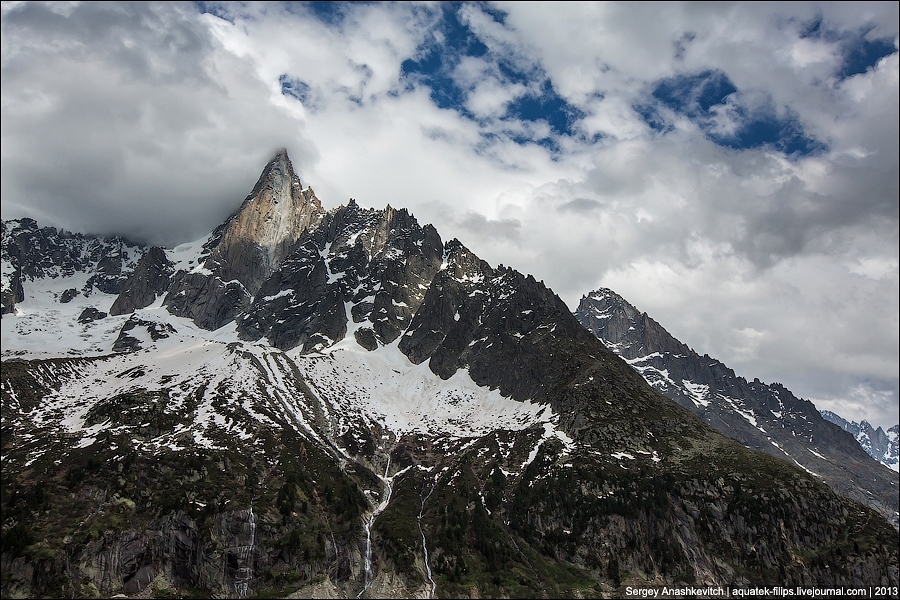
[208,149,324,295]
[575,287,900,527]
[0,266,24,315]
[0,221,25,314]
[237,200,443,351]
[1,218,144,315]
[163,271,251,331]
[110,247,174,316]
[57,508,263,598]
[399,241,596,401]
[164,149,324,330]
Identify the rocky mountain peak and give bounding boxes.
[206,149,324,294]
[821,410,900,472]
[579,288,639,324]
[575,288,686,359]
[441,238,490,280]
[162,150,326,330]
[577,286,900,525]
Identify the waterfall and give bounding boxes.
[360,520,372,594]
[418,483,436,599]
[358,455,392,598]
[233,506,256,599]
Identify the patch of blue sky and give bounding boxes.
[401,3,489,113]
[799,17,896,79]
[195,1,236,23]
[708,109,825,157]
[643,70,825,157]
[279,75,311,104]
[505,80,584,137]
[305,1,349,26]
[652,69,737,119]
[401,3,584,148]
[474,130,560,157]
[840,36,896,79]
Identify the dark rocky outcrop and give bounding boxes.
[0,265,24,315]
[113,315,177,352]
[110,247,174,316]
[163,271,251,331]
[399,240,601,402]
[78,307,107,323]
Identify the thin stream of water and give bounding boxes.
[358,456,392,598]
[418,483,436,599]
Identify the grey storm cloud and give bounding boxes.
[1,1,317,246]
[558,198,603,214]
[455,212,522,243]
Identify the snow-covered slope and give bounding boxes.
[1,218,146,356]
[1,230,568,478]
[3,287,561,451]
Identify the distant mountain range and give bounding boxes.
[2,151,897,598]
[820,411,899,473]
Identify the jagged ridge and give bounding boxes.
[1,219,144,316]
[575,287,900,527]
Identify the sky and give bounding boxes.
[1,1,897,429]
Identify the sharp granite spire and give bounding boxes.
[207,148,324,295]
[162,149,325,329]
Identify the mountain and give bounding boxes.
[821,411,900,473]
[1,218,143,317]
[575,288,899,528]
[3,152,899,599]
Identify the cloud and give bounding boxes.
[1,1,317,245]
[558,198,603,214]
[1,1,896,428]
[454,212,521,243]
[812,383,898,432]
